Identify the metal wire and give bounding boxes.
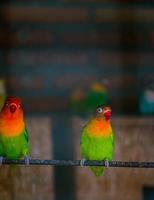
[1,159,154,168]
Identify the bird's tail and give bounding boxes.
[90,166,104,177]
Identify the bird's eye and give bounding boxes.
[97,107,103,113]
[6,102,9,106]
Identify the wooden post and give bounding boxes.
[0,117,54,200]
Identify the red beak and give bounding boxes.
[103,110,111,120]
[10,104,17,113]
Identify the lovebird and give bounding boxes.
[80,106,114,176]
[70,82,108,114]
[0,96,29,164]
[84,82,108,112]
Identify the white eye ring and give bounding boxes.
[97,107,103,113]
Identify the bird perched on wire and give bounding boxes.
[80,105,114,176]
[0,96,29,165]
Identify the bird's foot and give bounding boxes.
[0,156,3,165]
[24,156,30,166]
[104,160,110,168]
[80,158,86,167]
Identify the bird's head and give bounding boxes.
[1,96,23,117]
[95,106,112,121]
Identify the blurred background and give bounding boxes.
[0,0,154,200]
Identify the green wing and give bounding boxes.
[24,127,29,143]
[111,130,115,146]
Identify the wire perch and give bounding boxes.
[1,159,154,168]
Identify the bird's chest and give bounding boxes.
[86,121,112,137]
[0,120,24,137]
[81,134,113,160]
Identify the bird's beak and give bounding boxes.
[10,104,17,113]
[103,109,111,121]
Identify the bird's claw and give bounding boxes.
[80,158,86,167]
[24,156,30,165]
[0,156,3,165]
[104,160,109,168]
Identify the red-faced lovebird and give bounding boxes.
[80,106,114,176]
[0,96,29,165]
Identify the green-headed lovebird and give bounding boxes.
[70,82,108,114]
[80,106,114,177]
[0,96,29,165]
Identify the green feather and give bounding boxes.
[24,127,29,143]
[80,129,114,177]
[0,128,29,160]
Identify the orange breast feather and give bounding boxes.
[86,118,112,137]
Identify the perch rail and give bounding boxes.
[1,159,154,168]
